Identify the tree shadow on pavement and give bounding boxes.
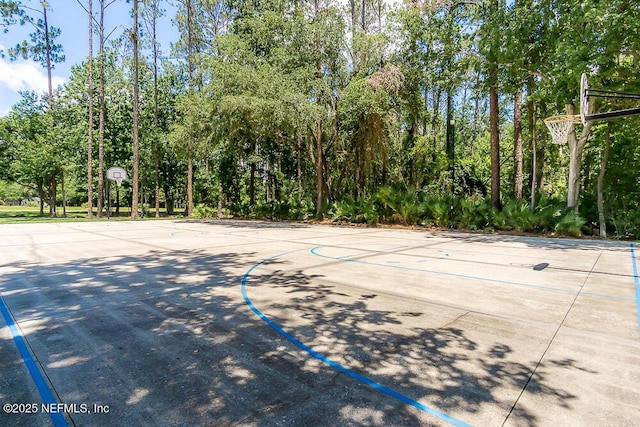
[251,260,596,426]
[0,247,596,427]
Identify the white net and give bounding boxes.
[543,115,581,144]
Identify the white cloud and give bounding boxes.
[0,56,66,94]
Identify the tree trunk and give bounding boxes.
[153,2,160,219]
[185,0,195,217]
[165,186,174,215]
[42,4,53,106]
[38,180,45,216]
[489,65,501,210]
[155,157,160,217]
[446,89,453,158]
[44,4,56,218]
[131,0,140,219]
[471,79,481,155]
[566,104,592,211]
[513,89,523,199]
[249,142,256,208]
[187,158,194,216]
[315,119,323,219]
[62,170,67,217]
[597,124,611,238]
[97,0,106,217]
[431,87,441,155]
[87,0,94,218]
[217,181,223,218]
[527,77,536,210]
[297,133,302,204]
[48,175,56,218]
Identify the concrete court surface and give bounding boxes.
[0,220,638,427]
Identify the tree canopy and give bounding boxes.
[1,0,639,237]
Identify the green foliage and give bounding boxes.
[192,204,216,219]
[554,212,587,237]
[610,210,640,239]
[422,196,451,228]
[254,201,293,220]
[0,180,29,203]
[502,200,537,232]
[1,0,639,239]
[329,197,379,225]
[5,2,65,68]
[374,186,417,224]
[457,196,492,231]
[534,194,567,232]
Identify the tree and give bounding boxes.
[87,0,94,217]
[141,0,164,218]
[1,0,23,36]
[7,1,64,107]
[6,1,65,216]
[483,0,503,210]
[96,0,117,217]
[131,0,140,218]
[73,0,96,217]
[173,0,200,216]
[338,66,402,198]
[4,93,64,216]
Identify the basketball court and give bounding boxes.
[1,220,639,426]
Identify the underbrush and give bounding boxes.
[198,188,637,239]
[324,188,599,238]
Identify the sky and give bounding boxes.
[0,0,179,117]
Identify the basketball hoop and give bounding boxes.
[106,166,127,187]
[543,114,581,145]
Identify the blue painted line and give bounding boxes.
[241,251,470,427]
[630,243,640,333]
[310,247,634,302]
[336,245,409,261]
[0,294,67,427]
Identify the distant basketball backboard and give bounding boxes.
[106,166,127,187]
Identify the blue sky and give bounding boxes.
[0,0,178,117]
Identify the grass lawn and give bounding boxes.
[0,206,183,224]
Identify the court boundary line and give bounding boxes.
[310,246,633,301]
[502,250,604,425]
[0,292,67,427]
[630,243,640,333]
[241,249,471,427]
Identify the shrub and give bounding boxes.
[357,198,379,224]
[423,196,451,227]
[329,199,358,222]
[329,197,379,224]
[192,204,216,219]
[457,196,491,230]
[534,194,566,232]
[503,199,537,232]
[289,199,315,220]
[373,187,421,225]
[554,211,586,236]
[609,208,640,239]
